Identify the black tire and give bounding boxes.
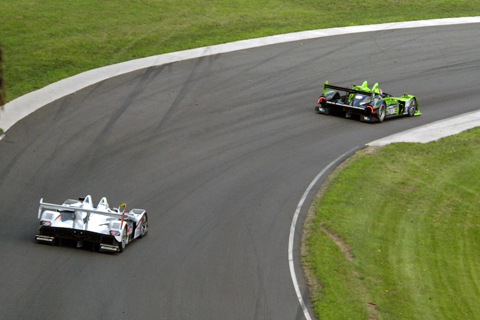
[119,228,127,252]
[140,220,148,238]
[408,99,417,117]
[377,102,386,123]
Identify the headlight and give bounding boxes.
[110,230,120,236]
[41,221,51,226]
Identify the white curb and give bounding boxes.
[368,109,480,146]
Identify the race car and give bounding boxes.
[35,195,148,253]
[315,81,420,122]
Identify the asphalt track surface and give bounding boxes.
[1,23,480,320]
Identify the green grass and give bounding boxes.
[303,128,480,319]
[2,0,480,102]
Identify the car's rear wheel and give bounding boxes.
[408,99,417,117]
[377,103,386,123]
[320,93,339,116]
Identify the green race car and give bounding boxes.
[315,81,421,123]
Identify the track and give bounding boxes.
[1,23,479,320]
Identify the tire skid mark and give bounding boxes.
[0,142,33,192]
[98,66,165,142]
[94,44,355,153]
[84,66,165,169]
[155,54,220,132]
[246,224,270,319]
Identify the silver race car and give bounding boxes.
[35,195,148,253]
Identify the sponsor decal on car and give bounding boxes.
[100,245,119,252]
[36,235,54,242]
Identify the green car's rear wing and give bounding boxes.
[323,83,375,99]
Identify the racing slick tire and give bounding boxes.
[407,98,417,117]
[119,228,128,252]
[377,102,386,123]
[140,218,149,238]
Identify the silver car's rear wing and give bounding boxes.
[38,198,124,219]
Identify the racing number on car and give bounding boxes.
[387,106,396,115]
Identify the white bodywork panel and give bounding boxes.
[36,195,147,252]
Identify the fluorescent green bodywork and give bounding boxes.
[385,94,422,116]
[323,80,329,95]
[322,80,421,116]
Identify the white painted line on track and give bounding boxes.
[289,146,361,320]
[1,16,480,136]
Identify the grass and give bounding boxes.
[2,0,480,102]
[303,127,480,319]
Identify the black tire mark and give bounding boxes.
[84,66,166,169]
[155,54,220,132]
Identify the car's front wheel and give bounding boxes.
[408,99,417,117]
[377,103,386,123]
[140,220,148,238]
[119,228,127,252]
